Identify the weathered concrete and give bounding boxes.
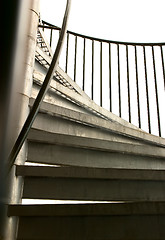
[31,110,144,146]
[23,176,165,201]
[16,165,165,201]
[16,165,165,181]
[16,215,165,240]
[8,201,165,216]
[30,97,165,148]
[32,78,95,115]
[28,126,165,159]
[8,203,165,240]
[28,141,165,169]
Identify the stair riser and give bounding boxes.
[22,177,165,201]
[28,141,165,169]
[32,112,141,145]
[17,215,165,240]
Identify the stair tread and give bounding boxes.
[16,165,165,181]
[30,97,165,149]
[28,129,165,159]
[8,201,165,217]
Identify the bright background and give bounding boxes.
[40,0,165,43]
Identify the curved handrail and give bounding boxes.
[39,19,165,138]
[39,20,165,46]
[7,0,71,172]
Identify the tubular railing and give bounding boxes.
[39,20,165,137]
[7,0,71,172]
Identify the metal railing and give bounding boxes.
[7,0,71,172]
[39,20,165,137]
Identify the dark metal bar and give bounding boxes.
[92,40,94,100]
[117,44,121,117]
[100,42,103,107]
[50,29,53,47]
[39,22,165,47]
[160,45,165,89]
[143,46,151,134]
[83,38,86,91]
[109,43,112,112]
[39,24,61,30]
[152,46,161,137]
[74,36,77,82]
[134,46,141,128]
[126,45,131,123]
[65,32,69,73]
[8,0,72,172]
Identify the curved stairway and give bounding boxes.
[8,20,165,240]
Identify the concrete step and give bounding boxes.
[28,129,165,169]
[28,128,165,169]
[16,165,165,201]
[8,202,165,239]
[30,97,165,149]
[28,99,165,163]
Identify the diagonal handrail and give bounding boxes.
[7,0,71,172]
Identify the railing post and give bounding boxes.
[134,45,141,128]
[143,46,151,134]
[126,45,131,123]
[109,43,112,112]
[152,46,161,137]
[92,40,94,100]
[83,38,86,91]
[74,36,77,82]
[160,46,165,89]
[100,42,103,107]
[50,28,53,47]
[65,32,69,73]
[117,44,121,117]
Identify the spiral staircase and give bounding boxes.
[6,1,165,239]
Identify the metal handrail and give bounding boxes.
[7,0,71,172]
[39,20,165,47]
[39,20,165,138]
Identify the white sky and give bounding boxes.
[40,0,165,43]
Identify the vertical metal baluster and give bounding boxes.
[135,45,141,128]
[100,42,103,107]
[92,40,94,100]
[143,46,151,134]
[65,32,69,73]
[126,45,131,123]
[109,43,112,112]
[50,29,53,47]
[58,29,61,66]
[41,23,44,49]
[117,44,121,117]
[152,46,161,137]
[83,38,86,91]
[160,45,165,89]
[74,36,77,82]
